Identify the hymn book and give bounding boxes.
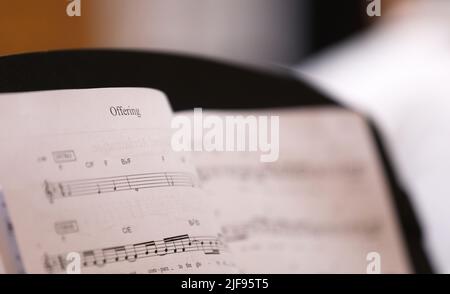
[0,88,409,273]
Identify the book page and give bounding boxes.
[0,254,4,274]
[0,88,236,274]
[0,189,24,273]
[186,108,410,273]
[0,205,5,274]
[0,189,7,274]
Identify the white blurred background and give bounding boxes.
[297,0,450,273]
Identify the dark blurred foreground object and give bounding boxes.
[0,50,433,273]
[306,0,399,57]
[308,0,369,55]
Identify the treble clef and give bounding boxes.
[44,180,54,204]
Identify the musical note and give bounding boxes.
[82,250,98,267]
[44,171,196,203]
[126,245,138,262]
[135,241,157,256]
[44,234,226,273]
[163,234,190,253]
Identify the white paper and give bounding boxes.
[0,255,4,274]
[187,108,410,273]
[0,189,24,273]
[0,88,236,274]
[0,87,410,274]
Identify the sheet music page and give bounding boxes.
[0,205,5,274]
[187,108,410,273]
[0,189,24,273]
[0,254,4,274]
[0,189,7,274]
[0,88,236,274]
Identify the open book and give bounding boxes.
[0,87,411,273]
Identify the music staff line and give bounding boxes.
[44,234,225,273]
[44,171,196,203]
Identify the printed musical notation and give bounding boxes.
[197,163,365,183]
[44,171,196,203]
[221,217,381,242]
[43,234,225,273]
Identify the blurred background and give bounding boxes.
[1,0,449,273]
[0,0,395,64]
